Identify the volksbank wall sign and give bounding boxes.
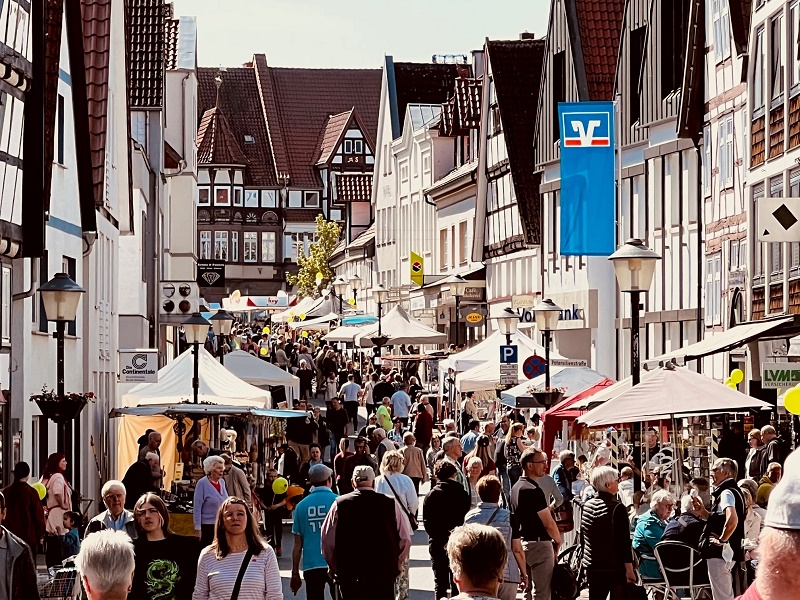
[119,349,159,383]
[761,362,800,388]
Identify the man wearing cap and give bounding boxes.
[321,465,411,600]
[737,449,799,600]
[693,457,745,600]
[291,464,337,600]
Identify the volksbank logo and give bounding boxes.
[562,111,611,147]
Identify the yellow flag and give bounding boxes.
[410,252,424,286]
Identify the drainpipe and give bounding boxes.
[12,257,40,301]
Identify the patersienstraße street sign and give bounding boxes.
[197,260,226,288]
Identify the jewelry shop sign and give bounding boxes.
[761,362,800,389]
[119,349,159,383]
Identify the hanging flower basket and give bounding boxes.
[525,387,565,409]
[29,386,94,423]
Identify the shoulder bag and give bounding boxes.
[231,549,254,600]
[384,476,419,531]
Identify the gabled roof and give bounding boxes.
[198,56,381,189]
[567,0,625,101]
[391,62,460,139]
[81,0,112,208]
[316,109,354,166]
[197,67,278,186]
[196,107,249,166]
[486,39,547,246]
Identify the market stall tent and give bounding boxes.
[223,350,300,401]
[354,305,447,347]
[323,325,370,343]
[271,295,317,323]
[499,366,608,407]
[121,347,271,407]
[578,365,772,427]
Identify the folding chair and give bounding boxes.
[654,540,712,600]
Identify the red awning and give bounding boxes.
[542,378,615,457]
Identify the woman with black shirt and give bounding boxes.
[131,493,200,600]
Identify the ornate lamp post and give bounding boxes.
[372,284,390,369]
[349,274,362,307]
[534,299,562,391]
[183,313,211,403]
[609,238,660,490]
[39,272,85,482]
[448,275,469,347]
[209,309,234,364]
[497,307,519,345]
[333,276,349,316]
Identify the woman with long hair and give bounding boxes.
[193,497,282,600]
[504,424,526,486]
[131,493,200,600]
[463,435,496,478]
[42,452,71,567]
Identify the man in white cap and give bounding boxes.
[291,464,337,600]
[737,449,800,600]
[321,465,411,599]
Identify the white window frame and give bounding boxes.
[261,232,276,263]
[243,232,258,263]
[214,231,228,261]
[705,253,722,326]
[304,191,320,207]
[439,229,448,271]
[703,125,711,197]
[353,139,363,154]
[233,186,243,207]
[262,189,277,208]
[772,14,785,102]
[791,2,800,90]
[712,0,731,63]
[231,231,239,262]
[244,189,259,207]
[214,186,231,206]
[288,190,302,208]
[344,139,353,154]
[199,231,212,260]
[754,28,765,111]
[197,186,210,206]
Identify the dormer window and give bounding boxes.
[304,191,320,207]
[344,139,353,154]
[244,135,255,144]
[215,187,230,205]
[353,139,363,154]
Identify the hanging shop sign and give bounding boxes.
[761,362,800,388]
[119,349,159,383]
[197,260,226,288]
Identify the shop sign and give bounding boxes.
[728,270,746,288]
[119,349,159,383]
[464,312,484,326]
[762,362,800,388]
[513,289,598,330]
[409,296,426,312]
[197,261,226,288]
[511,295,535,309]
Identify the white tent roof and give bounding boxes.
[271,295,317,323]
[287,313,339,330]
[223,350,300,399]
[122,348,270,407]
[324,325,370,343]
[578,366,772,427]
[447,330,556,373]
[354,305,447,347]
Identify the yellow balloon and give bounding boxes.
[724,377,733,385]
[784,387,800,415]
[730,369,745,385]
[726,382,738,389]
[260,347,268,357]
[31,481,46,500]
[299,313,306,321]
[348,298,356,306]
[301,331,309,338]
[272,477,289,495]
[262,326,270,335]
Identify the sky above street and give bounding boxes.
[171,0,550,69]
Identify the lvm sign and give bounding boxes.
[761,362,800,389]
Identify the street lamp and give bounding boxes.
[349,274,362,306]
[373,284,389,337]
[448,275,469,347]
[608,238,660,490]
[534,299,562,391]
[497,307,519,345]
[39,272,85,483]
[183,313,211,403]
[333,276,349,315]
[209,309,234,364]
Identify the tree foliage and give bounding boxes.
[286,215,342,298]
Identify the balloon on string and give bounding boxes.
[348,298,356,306]
[31,481,46,500]
[301,331,309,338]
[260,347,268,357]
[729,369,745,385]
[724,377,733,385]
[784,386,800,415]
[272,477,289,495]
[299,313,306,321]
[262,326,270,335]
[726,382,738,389]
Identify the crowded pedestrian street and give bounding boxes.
[3,0,800,600]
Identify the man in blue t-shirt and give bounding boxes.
[291,463,338,600]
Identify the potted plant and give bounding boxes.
[29,386,94,423]
[525,385,566,409]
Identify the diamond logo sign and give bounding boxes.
[202,272,221,285]
[197,260,226,288]
[758,198,800,242]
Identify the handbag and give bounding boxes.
[231,549,254,599]
[553,501,575,533]
[384,476,418,531]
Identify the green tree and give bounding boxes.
[286,215,342,298]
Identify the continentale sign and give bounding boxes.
[119,349,159,383]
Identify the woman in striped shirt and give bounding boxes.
[193,497,282,600]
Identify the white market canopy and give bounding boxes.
[120,347,270,408]
[578,365,772,427]
[354,305,447,347]
[288,313,340,331]
[271,295,317,323]
[223,350,300,400]
[324,325,370,343]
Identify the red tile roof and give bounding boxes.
[316,109,353,166]
[487,39,547,246]
[198,67,278,186]
[127,0,165,108]
[333,173,373,202]
[81,0,112,207]
[574,0,625,100]
[198,57,381,190]
[196,107,249,165]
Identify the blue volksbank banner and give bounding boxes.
[557,101,616,256]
